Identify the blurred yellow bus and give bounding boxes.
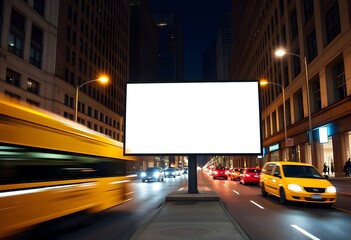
[0,97,137,238]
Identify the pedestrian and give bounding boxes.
[330,161,334,175]
[323,162,328,175]
[345,158,351,177]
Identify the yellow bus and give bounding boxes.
[0,97,137,238]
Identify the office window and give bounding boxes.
[294,90,304,122]
[307,30,317,63]
[88,106,92,116]
[272,110,277,134]
[290,10,298,40]
[26,99,40,107]
[6,68,21,87]
[5,91,20,100]
[33,0,45,16]
[311,78,321,113]
[8,9,25,58]
[303,0,314,22]
[292,50,301,78]
[94,110,98,119]
[325,1,341,44]
[333,60,346,101]
[30,24,43,68]
[27,78,40,94]
[286,98,291,126]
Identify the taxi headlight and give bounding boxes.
[141,172,146,177]
[287,184,303,192]
[325,186,336,193]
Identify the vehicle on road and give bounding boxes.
[260,162,337,206]
[164,168,176,178]
[212,166,228,180]
[0,97,138,238]
[141,167,164,182]
[175,168,181,176]
[230,167,244,181]
[240,167,261,185]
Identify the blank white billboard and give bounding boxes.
[124,81,262,155]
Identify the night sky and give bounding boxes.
[149,0,232,81]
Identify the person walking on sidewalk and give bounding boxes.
[344,158,351,177]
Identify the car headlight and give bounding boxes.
[141,172,146,177]
[172,172,175,175]
[153,172,160,177]
[287,184,303,192]
[325,186,336,193]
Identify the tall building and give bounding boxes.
[202,41,217,81]
[129,0,158,83]
[0,0,130,142]
[229,0,351,176]
[154,13,184,82]
[216,12,233,80]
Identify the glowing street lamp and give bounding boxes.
[75,75,109,122]
[260,79,287,157]
[274,48,313,161]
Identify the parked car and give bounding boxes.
[212,166,228,180]
[230,167,244,181]
[240,167,261,185]
[164,168,176,178]
[260,162,336,206]
[141,167,164,182]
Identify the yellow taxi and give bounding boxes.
[260,161,336,206]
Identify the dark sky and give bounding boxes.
[149,0,232,81]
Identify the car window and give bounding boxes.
[216,166,226,170]
[247,169,261,173]
[282,165,323,178]
[272,165,280,176]
[146,168,158,172]
[262,163,276,175]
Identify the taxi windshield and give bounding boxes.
[282,165,323,179]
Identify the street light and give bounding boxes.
[274,48,313,162]
[260,79,288,160]
[75,75,109,122]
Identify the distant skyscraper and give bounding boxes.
[129,0,158,82]
[154,13,184,82]
[216,12,233,80]
[0,0,130,141]
[202,41,217,81]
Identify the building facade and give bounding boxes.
[0,0,130,142]
[229,0,351,176]
[216,12,233,81]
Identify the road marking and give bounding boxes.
[223,184,228,187]
[291,225,320,240]
[250,200,264,209]
[178,187,184,191]
[232,190,240,195]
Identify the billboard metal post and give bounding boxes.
[188,155,198,194]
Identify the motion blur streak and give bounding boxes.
[0,97,138,238]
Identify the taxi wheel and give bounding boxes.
[261,184,267,197]
[279,188,287,205]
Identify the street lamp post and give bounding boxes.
[75,76,109,122]
[260,80,288,160]
[274,48,313,162]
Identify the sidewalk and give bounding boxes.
[130,171,250,240]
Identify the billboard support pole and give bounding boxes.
[188,155,198,194]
